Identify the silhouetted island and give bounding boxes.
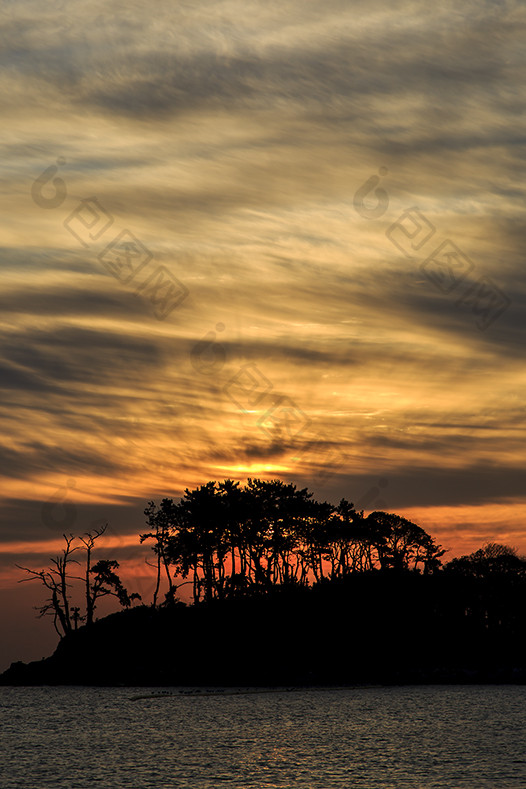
[2,479,526,685]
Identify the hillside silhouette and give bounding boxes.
[2,479,526,685]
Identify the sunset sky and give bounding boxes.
[1,0,526,670]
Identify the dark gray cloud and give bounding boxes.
[296,461,526,510]
[2,0,526,567]
[0,496,146,544]
[5,6,513,121]
[0,323,163,388]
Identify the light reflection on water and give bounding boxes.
[1,685,526,788]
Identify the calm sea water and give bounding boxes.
[1,685,526,788]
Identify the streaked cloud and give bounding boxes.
[1,0,526,667]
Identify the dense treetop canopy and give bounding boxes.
[141,478,446,605]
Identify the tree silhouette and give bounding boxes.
[444,543,526,635]
[17,530,141,636]
[14,479,526,688]
[141,480,444,605]
[141,502,178,607]
[445,543,526,578]
[79,524,106,627]
[17,533,79,637]
[365,511,444,572]
[89,559,141,616]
